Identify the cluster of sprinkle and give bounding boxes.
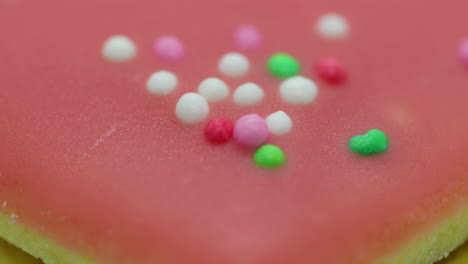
[100,13,401,170]
[169,44,323,168]
[204,114,288,168]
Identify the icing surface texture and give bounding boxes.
[1,0,468,264]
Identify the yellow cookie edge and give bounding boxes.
[1,207,468,264]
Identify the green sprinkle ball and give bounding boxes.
[254,144,286,168]
[349,129,389,156]
[267,53,300,78]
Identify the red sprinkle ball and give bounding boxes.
[204,117,234,144]
[315,57,348,84]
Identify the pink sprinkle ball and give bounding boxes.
[204,117,234,144]
[315,57,348,84]
[233,114,270,147]
[234,25,262,50]
[458,39,468,68]
[153,35,185,62]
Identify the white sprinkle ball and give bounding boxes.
[233,82,264,106]
[102,35,137,62]
[218,52,250,77]
[146,71,178,95]
[280,76,319,105]
[316,13,349,39]
[175,93,210,124]
[266,111,293,136]
[197,78,230,102]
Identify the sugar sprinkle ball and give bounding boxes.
[146,71,178,95]
[280,76,319,105]
[102,35,137,62]
[198,78,230,102]
[234,25,263,50]
[233,114,269,147]
[458,39,468,68]
[175,93,209,124]
[267,53,301,78]
[154,35,185,62]
[315,57,348,84]
[266,111,293,136]
[218,52,250,77]
[316,13,349,39]
[204,117,234,144]
[254,144,286,169]
[233,82,264,106]
[349,129,389,156]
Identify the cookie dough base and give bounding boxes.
[0,238,42,264]
[0,213,95,264]
[377,206,468,264]
[1,207,468,264]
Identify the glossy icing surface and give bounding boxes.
[1,0,468,263]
